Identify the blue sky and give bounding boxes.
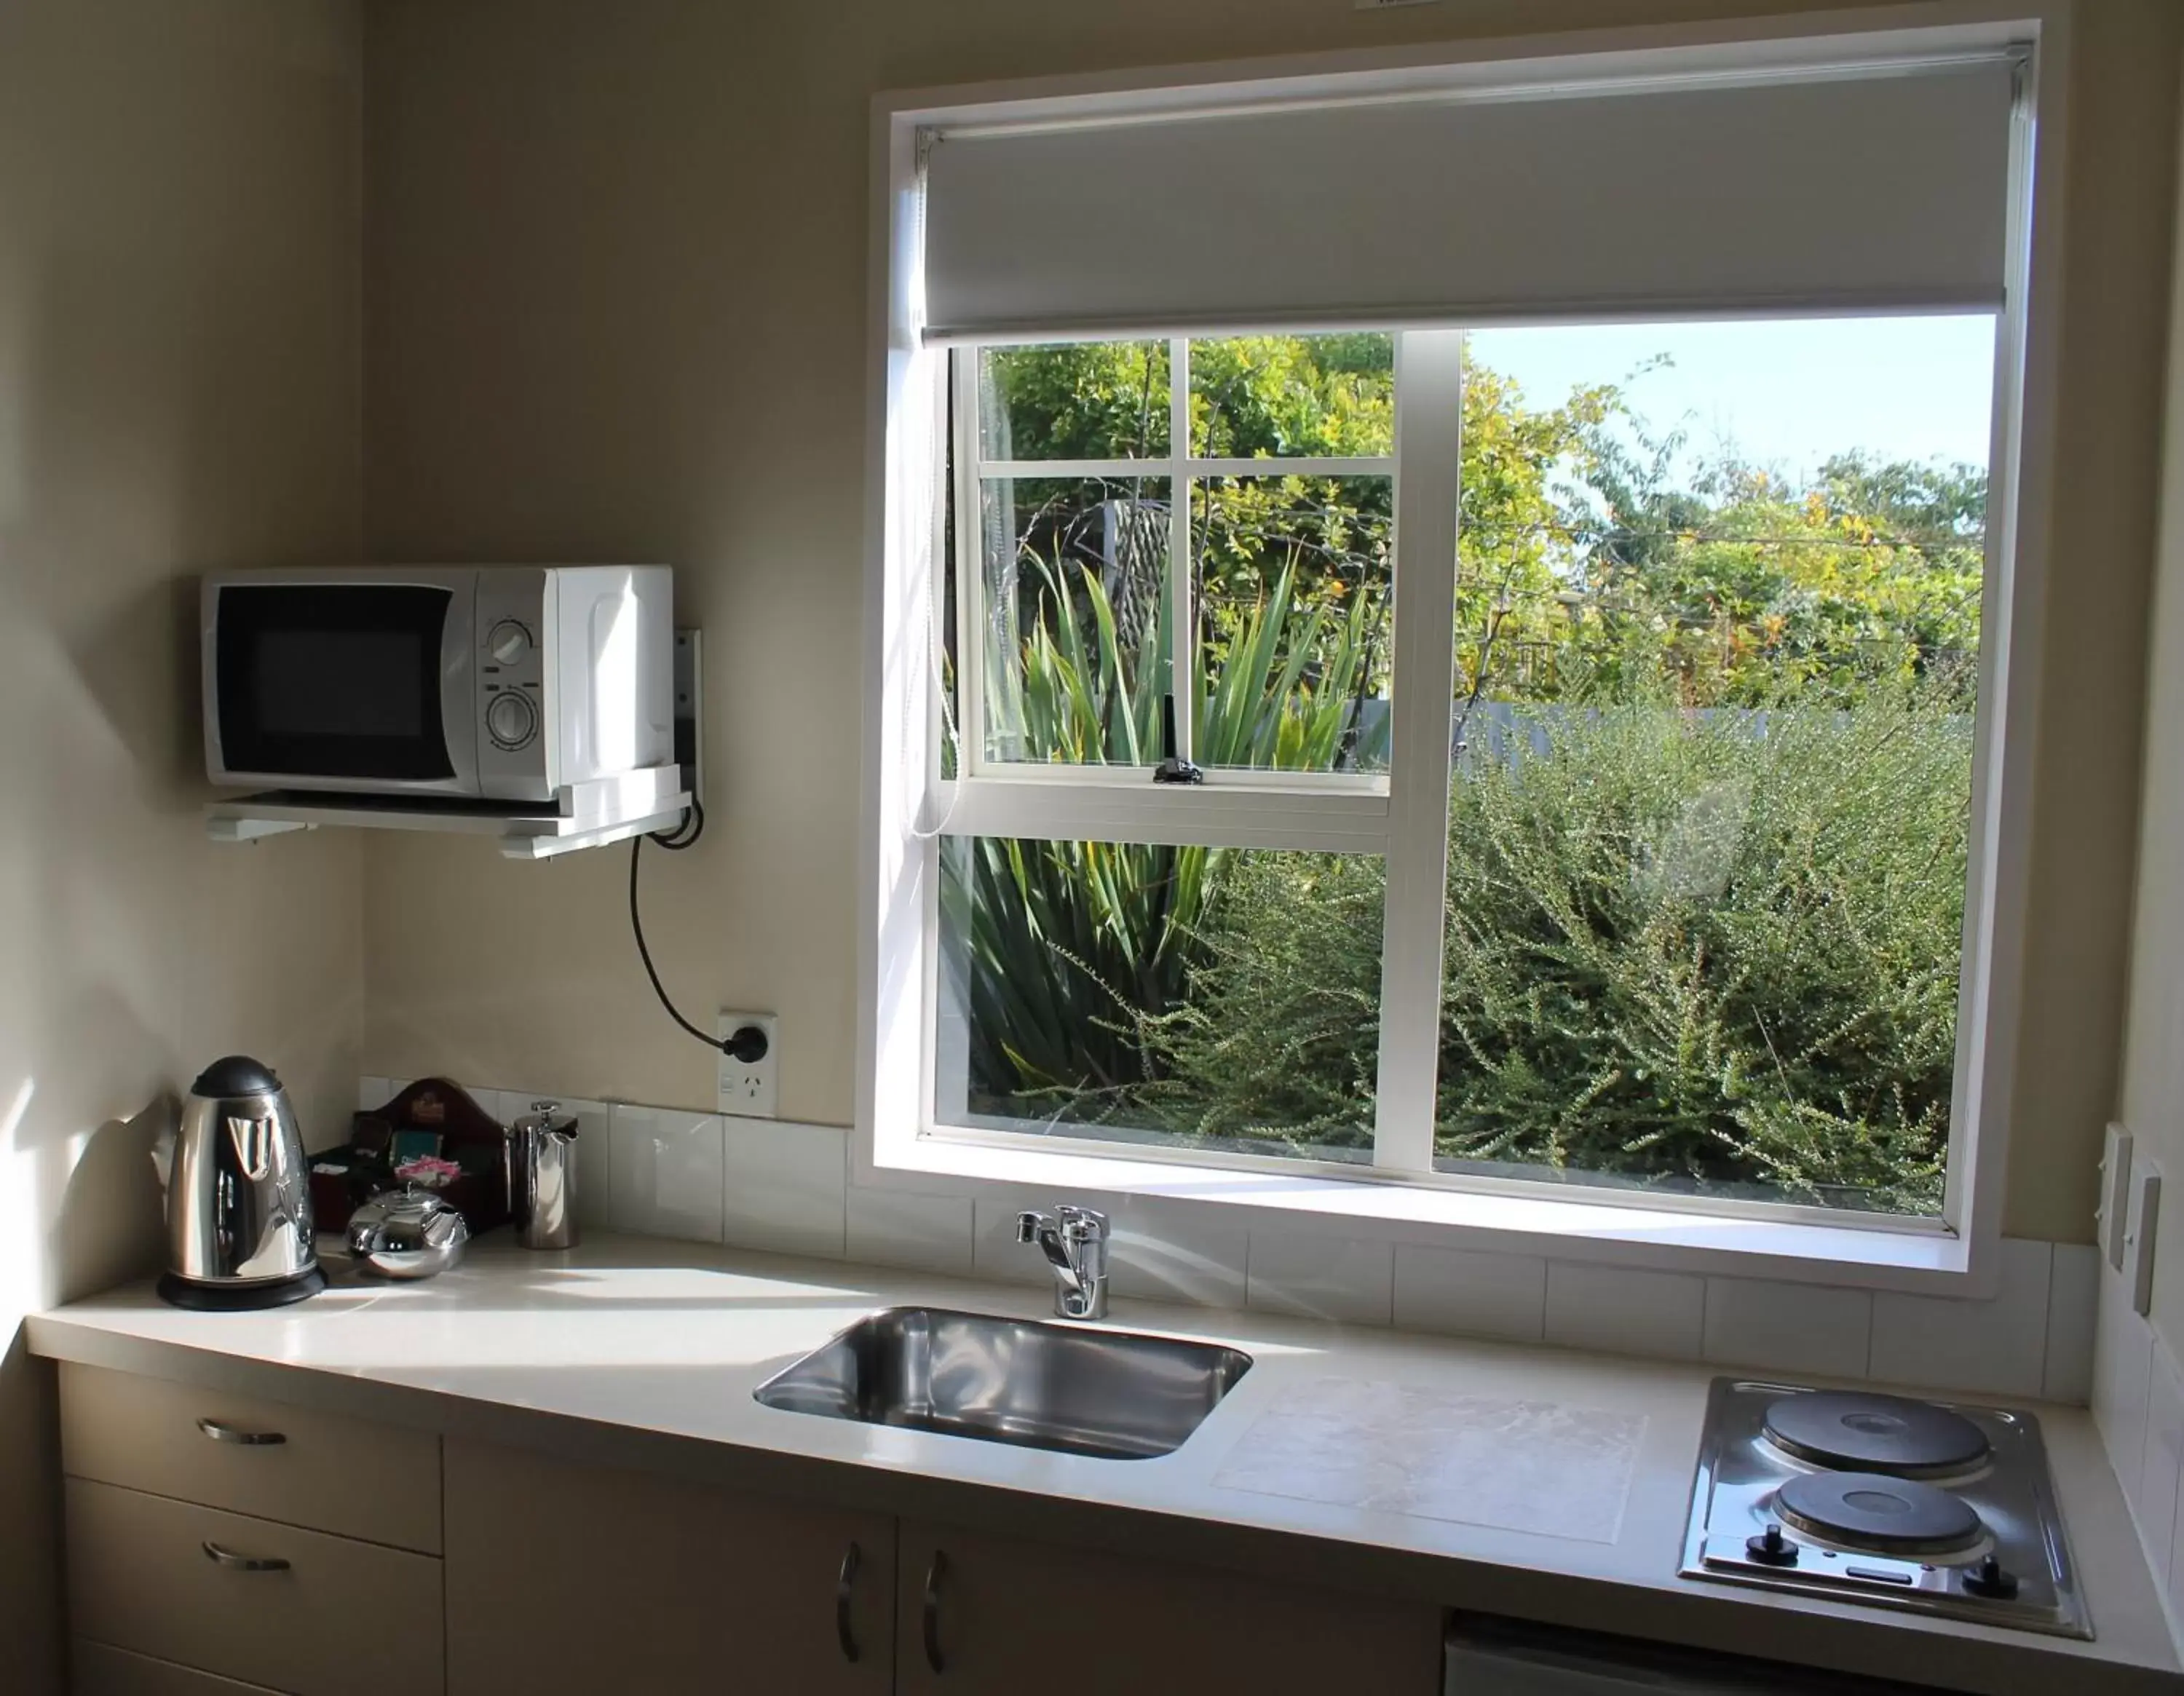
[1466,314,1998,486]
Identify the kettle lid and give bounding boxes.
[191,1055,281,1098]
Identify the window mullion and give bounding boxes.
[1168,336,1194,762]
[952,349,987,779]
[1372,329,1464,1174]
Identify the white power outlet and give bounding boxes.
[717,1011,778,1118]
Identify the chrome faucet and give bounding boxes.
[1016,1205,1110,1320]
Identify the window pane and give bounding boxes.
[938,836,1384,1163]
[1436,316,1994,1215]
[978,476,1171,767]
[978,341,1171,461]
[1190,475,1393,774]
[1188,333,1395,459]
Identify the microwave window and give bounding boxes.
[254,630,425,739]
[215,584,457,782]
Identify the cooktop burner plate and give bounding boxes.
[1774,1470,1985,1555]
[1762,1390,1990,1476]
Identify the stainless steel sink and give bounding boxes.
[753,1306,1252,1460]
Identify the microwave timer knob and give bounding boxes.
[486,619,534,665]
[485,689,539,750]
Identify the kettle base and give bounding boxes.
[157,1265,326,1312]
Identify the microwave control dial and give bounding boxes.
[486,619,534,667]
[485,689,539,750]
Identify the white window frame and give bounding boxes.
[944,329,1450,1177]
[858,7,2062,1295]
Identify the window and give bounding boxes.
[873,35,2035,1256]
[927,318,1996,1222]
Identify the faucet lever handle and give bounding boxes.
[1058,1205,1109,1241]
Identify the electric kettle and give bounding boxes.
[156,1055,325,1309]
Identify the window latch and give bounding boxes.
[1152,694,1203,785]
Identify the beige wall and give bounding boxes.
[360,0,2180,1245]
[2121,42,2184,1360]
[0,3,367,1687]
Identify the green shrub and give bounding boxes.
[1142,684,1969,1210]
[949,558,1387,1113]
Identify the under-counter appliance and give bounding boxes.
[157,1056,323,1311]
[1681,1377,2086,1638]
[1445,1614,1953,1693]
[202,566,673,805]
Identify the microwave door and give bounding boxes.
[207,580,479,797]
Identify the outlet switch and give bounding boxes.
[717,1011,778,1118]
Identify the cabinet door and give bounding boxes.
[444,1439,893,1696]
[895,1520,1442,1696]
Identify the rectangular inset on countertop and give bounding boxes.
[1211,1377,1645,1543]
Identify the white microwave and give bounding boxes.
[202,566,674,805]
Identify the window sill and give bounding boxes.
[868,1130,1988,1297]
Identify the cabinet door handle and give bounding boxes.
[197,1418,285,1446]
[202,1540,290,1572]
[835,1540,860,1663]
[922,1548,948,1675]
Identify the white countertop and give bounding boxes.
[28,1235,2181,1695]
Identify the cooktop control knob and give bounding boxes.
[486,689,538,750]
[1746,1523,1799,1567]
[1961,1554,2019,1599]
[486,619,533,666]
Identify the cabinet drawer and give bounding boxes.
[66,1480,443,1696]
[75,1641,292,1696]
[60,1363,440,1553]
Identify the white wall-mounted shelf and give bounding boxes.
[204,629,705,862]
[206,766,692,860]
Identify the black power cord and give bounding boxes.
[629,799,769,1064]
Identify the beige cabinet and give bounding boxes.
[443,1438,895,1696]
[60,1368,1443,1696]
[66,1479,443,1696]
[60,1366,445,1696]
[74,1641,293,1696]
[60,1363,441,1553]
[895,1520,1442,1696]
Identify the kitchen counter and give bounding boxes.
[28,1235,2180,1695]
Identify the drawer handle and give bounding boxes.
[922,1548,947,1676]
[835,1540,860,1663]
[197,1418,285,1446]
[202,1541,290,1573]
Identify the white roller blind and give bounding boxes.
[922,56,2019,341]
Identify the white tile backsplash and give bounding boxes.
[1702,1277,1871,1380]
[2096,1259,2157,1477]
[1545,1262,1705,1360]
[847,1185,976,1276]
[1246,1232,1393,1325]
[1110,1199,1249,1309]
[1392,1244,1547,1342]
[607,1104,725,1244]
[349,1071,2103,1407]
[721,1118,847,1259]
[2148,1349,2184,1594]
[2043,1242,2100,1404]
[1869,1237,2052,1399]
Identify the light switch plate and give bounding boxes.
[717,1011,778,1118]
[2102,1122,2136,1271]
[2129,1154,2163,1318]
